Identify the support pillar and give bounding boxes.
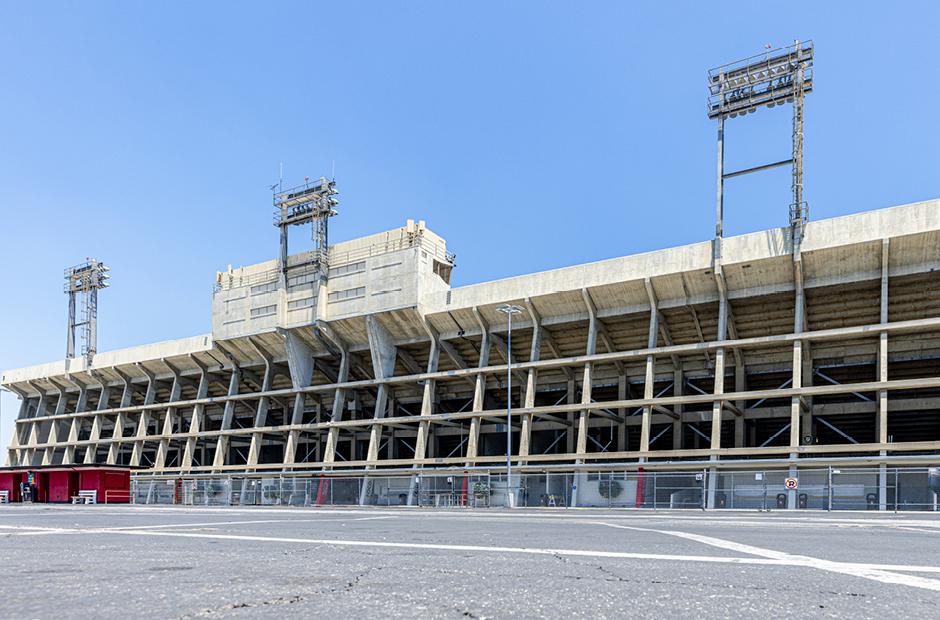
[155,361,182,470]
[878,238,890,510]
[571,303,597,508]
[672,369,683,450]
[84,376,111,465]
[182,358,209,471]
[212,355,241,470]
[408,322,441,505]
[62,379,87,465]
[639,279,659,454]
[734,364,746,447]
[282,330,316,467]
[130,364,157,467]
[361,315,398,505]
[707,282,728,509]
[519,302,542,461]
[467,307,491,463]
[247,338,274,469]
[107,369,134,465]
[788,253,805,509]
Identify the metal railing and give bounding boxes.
[130,466,940,511]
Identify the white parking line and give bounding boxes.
[105,515,398,530]
[592,521,940,591]
[8,505,940,531]
[0,515,397,535]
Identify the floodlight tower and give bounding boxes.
[272,176,339,287]
[64,259,110,365]
[707,40,814,259]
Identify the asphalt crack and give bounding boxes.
[174,595,305,618]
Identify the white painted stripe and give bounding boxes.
[5,520,940,587]
[98,529,796,566]
[592,521,940,591]
[100,515,398,531]
[8,505,939,530]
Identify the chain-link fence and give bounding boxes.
[131,466,940,511]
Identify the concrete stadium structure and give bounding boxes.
[4,199,940,506]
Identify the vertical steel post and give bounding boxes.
[701,468,707,510]
[507,309,512,506]
[827,466,833,511]
[895,469,899,513]
[761,472,767,512]
[715,114,725,262]
[652,471,657,509]
[66,291,76,359]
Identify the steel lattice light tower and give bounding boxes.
[273,176,339,287]
[64,259,110,365]
[707,40,814,259]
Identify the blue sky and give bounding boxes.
[1,2,938,450]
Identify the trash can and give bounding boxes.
[798,493,808,509]
[866,493,878,509]
[776,493,787,509]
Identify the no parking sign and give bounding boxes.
[784,477,799,490]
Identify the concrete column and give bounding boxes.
[62,380,87,465]
[673,369,684,450]
[84,379,111,465]
[466,308,491,462]
[575,312,597,457]
[282,330,315,467]
[5,389,29,467]
[247,340,274,468]
[182,360,209,470]
[363,316,399,465]
[519,304,542,460]
[570,311,597,509]
[788,254,806,509]
[412,329,440,462]
[706,292,728,509]
[734,364,746,447]
[42,383,68,465]
[321,348,349,465]
[566,378,576,453]
[155,362,182,469]
[878,238,890,510]
[618,374,628,451]
[20,387,45,466]
[639,284,658,453]
[107,370,134,465]
[212,359,242,470]
[710,293,728,452]
[130,364,157,467]
[407,323,441,506]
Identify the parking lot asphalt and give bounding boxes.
[1,505,939,618]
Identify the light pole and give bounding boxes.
[496,303,524,508]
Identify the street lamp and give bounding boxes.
[496,303,524,508]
